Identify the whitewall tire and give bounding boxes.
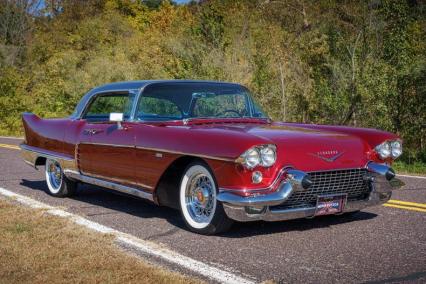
[45,159,76,197]
[179,162,233,235]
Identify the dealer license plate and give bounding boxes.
[315,194,347,216]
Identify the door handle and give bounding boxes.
[83,129,104,135]
[90,129,103,135]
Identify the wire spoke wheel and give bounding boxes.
[46,159,63,193]
[185,174,215,224]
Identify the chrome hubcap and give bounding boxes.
[47,160,62,190]
[185,174,215,223]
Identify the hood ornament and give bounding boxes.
[310,150,344,162]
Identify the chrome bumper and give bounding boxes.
[217,163,403,222]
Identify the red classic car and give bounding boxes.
[21,80,403,234]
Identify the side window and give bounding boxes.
[136,96,182,121]
[83,93,135,122]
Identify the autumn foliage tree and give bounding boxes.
[0,0,425,166]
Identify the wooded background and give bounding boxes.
[0,0,425,168]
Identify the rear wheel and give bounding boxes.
[179,163,233,235]
[45,159,76,197]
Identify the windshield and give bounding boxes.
[136,82,267,121]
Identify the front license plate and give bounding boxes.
[315,194,347,216]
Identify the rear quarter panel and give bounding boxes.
[22,113,71,156]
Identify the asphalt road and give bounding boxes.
[0,137,425,283]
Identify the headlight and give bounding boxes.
[375,141,391,159]
[260,145,277,167]
[242,147,261,168]
[240,145,277,169]
[375,140,402,160]
[390,140,402,158]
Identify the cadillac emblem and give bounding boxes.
[310,150,344,162]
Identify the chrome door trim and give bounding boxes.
[79,142,135,148]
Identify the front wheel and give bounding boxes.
[45,159,76,197]
[179,163,233,235]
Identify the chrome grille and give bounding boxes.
[273,168,371,210]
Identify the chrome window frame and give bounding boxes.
[75,89,140,122]
[73,82,269,123]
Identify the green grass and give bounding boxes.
[393,161,426,175]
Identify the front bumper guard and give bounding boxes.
[217,162,403,222]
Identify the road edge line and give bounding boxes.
[0,187,256,284]
[397,174,426,180]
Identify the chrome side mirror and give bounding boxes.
[109,112,123,130]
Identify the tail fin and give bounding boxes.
[22,112,41,144]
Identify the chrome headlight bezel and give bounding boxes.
[239,144,277,169]
[242,147,261,169]
[375,140,402,160]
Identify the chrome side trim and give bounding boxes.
[135,146,236,162]
[20,144,74,161]
[78,141,235,162]
[20,144,77,172]
[78,171,154,190]
[79,142,134,148]
[64,170,154,202]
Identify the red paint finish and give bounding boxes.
[21,114,401,196]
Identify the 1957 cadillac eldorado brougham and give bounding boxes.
[20,80,403,234]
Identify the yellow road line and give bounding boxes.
[0,143,20,150]
[387,199,426,209]
[383,203,426,213]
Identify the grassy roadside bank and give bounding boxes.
[0,199,202,284]
[393,161,426,175]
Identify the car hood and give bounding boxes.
[189,121,370,171]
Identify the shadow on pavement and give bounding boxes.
[20,179,185,228]
[20,179,378,237]
[220,211,377,238]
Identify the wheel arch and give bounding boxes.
[155,155,214,209]
[35,156,47,168]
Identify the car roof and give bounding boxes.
[90,80,242,93]
[70,80,244,119]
